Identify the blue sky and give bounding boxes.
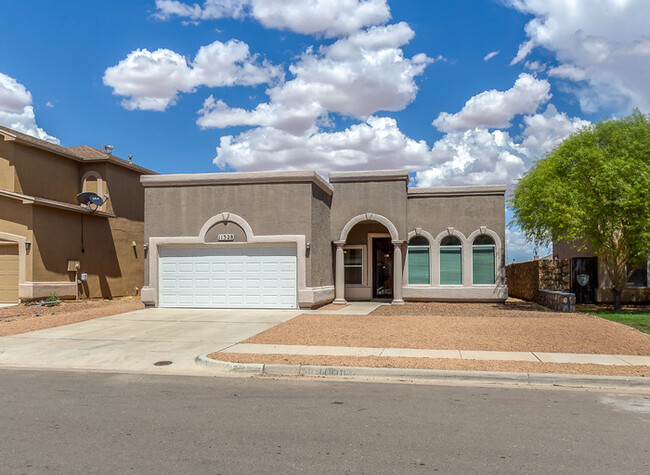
[1,0,648,262]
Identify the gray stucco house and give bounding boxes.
[140,169,507,308]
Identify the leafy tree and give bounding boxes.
[510,110,650,310]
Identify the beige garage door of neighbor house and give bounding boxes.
[0,243,19,303]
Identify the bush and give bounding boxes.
[45,292,59,302]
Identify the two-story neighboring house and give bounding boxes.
[0,125,156,303]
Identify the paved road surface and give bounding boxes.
[1,369,649,474]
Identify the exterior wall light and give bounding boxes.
[25,240,31,251]
[306,241,311,250]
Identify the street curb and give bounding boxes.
[194,353,650,389]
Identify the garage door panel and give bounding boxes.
[159,246,297,309]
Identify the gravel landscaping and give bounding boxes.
[244,302,650,355]
[212,352,650,377]
[0,298,144,337]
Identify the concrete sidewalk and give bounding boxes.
[218,343,650,366]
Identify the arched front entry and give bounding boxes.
[334,213,405,305]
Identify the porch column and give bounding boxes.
[392,241,405,305]
[333,241,347,304]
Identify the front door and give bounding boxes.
[571,257,598,304]
[372,238,393,299]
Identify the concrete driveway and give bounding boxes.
[0,307,307,374]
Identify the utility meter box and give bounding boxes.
[67,260,80,272]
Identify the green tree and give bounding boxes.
[510,110,650,310]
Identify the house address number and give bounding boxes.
[217,233,235,241]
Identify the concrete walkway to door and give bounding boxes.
[0,303,382,374]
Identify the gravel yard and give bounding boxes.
[0,298,144,337]
[244,300,650,355]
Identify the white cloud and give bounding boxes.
[547,64,587,81]
[213,116,432,175]
[483,50,500,61]
[198,96,323,135]
[506,0,650,112]
[155,0,247,20]
[432,73,551,132]
[155,0,391,37]
[103,39,282,111]
[416,103,589,187]
[505,228,550,262]
[415,128,528,187]
[520,104,590,157]
[197,22,432,134]
[524,60,546,73]
[0,72,59,144]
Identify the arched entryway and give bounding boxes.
[334,213,405,305]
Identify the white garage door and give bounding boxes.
[158,246,297,309]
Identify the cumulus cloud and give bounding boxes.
[198,97,323,135]
[416,103,589,187]
[432,73,551,132]
[213,116,432,175]
[483,50,500,61]
[416,128,528,187]
[155,0,391,37]
[0,72,59,144]
[197,22,432,134]
[103,39,282,111]
[520,104,590,158]
[506,0,650,112]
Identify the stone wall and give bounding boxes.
[538,259,571,292]
[506,258,573,310]
[538,290,576,312]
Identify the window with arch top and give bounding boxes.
[408,236,430,285]
[440,235,462,285]
[472,235,496,285]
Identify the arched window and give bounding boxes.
[408,236,430,285]
[440,235,462,285]
[473,235,496,285]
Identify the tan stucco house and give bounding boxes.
[0,125,155,303]
[141,170,507,309]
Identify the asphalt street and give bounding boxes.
[1,369,649,474]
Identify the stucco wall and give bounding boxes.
[103,164,144,220]
[143,180,331,290]
[310,183,333,288]
[0,140,16,191]
[30,206,143,298]
[330,180,407,241]
[407,194,505,244]
[144,182,312,239]
[11,143,80,203]
[553,240,593,259]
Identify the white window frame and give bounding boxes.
[343,245,365,287]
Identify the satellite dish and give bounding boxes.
[76,192,109,213]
